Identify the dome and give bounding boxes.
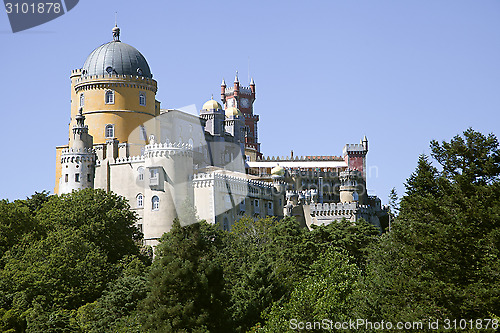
[225,107,243,118]
[271,165,285,177]
[202,98,222,110]
[82,28,152,78]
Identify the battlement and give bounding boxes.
[74,73,158,93]
[113,155,145,165]
[309,202,374,216]
[339,169,362,179]
[61,147,95,155]
[144,142,193,158]
[256,155,343,162]
[193,172,275,198]
[343,143,367,156]
[224,86,253,95]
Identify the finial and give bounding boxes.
[234,71,239,83]
[112,19,120,42]
[221,78,226,86]
[211,94,214,100]
[250,77,255,85]
[363,135,368,141]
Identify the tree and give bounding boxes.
[0,189,146,332]
[139,219,229,332]
[359,129,500,323]
[35,188,142,264]
[388,187,399,217]
[262,249,361,332]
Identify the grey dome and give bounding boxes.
[82,41,152,78]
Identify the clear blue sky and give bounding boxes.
[0,0,499,203]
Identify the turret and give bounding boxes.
[220,78,226,105]
[59,108,96,194]
[343,137,369,180]
[233,71,239,99]
[339,170,365,204]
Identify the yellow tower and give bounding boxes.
[55,25,160,194]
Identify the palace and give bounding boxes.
[55,26,387,246]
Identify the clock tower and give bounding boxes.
[221,73,261,160]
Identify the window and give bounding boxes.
[65,174,68,182]
[75,173,80,182]
[87,174,91,182]
[152,196,159,211]
[80,93,84,107]
[139,93,146,106]
[105,124,114,138]
[105,90,115,104]
[137,194,144,208]
[223,217,229,231]
[138,167,144,181]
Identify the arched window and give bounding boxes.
[188,138,194,148]
[139,93,146,106]
[105,124,114,138]
[105,90,115,104]
[152,196,160,211]
[138,167,144,181]
[80,93,84,107]
[223,217,229,231]
[137,193,144,208]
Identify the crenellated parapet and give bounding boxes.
[193,172,275,199]
[74,73,158,93]
[113,154,146,165]
[61,147,95,155]
[144,142,193,158]
[224,86,252,95]
[257,155,344,162]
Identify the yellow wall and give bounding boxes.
[54,146,67,194]
[69,73,158,146]
[56,71,160,194]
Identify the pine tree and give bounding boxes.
[139,219,229,332]
[359,129,500,322]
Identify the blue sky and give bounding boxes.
[0,0,499,202]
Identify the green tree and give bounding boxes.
[262,249,361,332]
[139,219,229,332]
[35,188,142,264]
[359,129,500,323]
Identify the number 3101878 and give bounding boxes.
[5,3,61,14]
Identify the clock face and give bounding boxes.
[240,98,250,108]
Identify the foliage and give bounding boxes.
[139,219,229,332]
[359,128,500,323]
[262,249,361,332]
[0,189,145,332]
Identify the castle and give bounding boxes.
[55,26,387,247]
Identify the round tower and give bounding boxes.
[339,169,362,203]
[142,139,194,247]
[59,108,96,194]
[69,25,158,156]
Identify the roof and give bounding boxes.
[82,41,152,78]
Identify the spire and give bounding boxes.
[221,78,226,86]
[362,135,368,151]
[112,24,120,41]
[250,77,255,85]
[75,107,86,128]
[234,71,239,83]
